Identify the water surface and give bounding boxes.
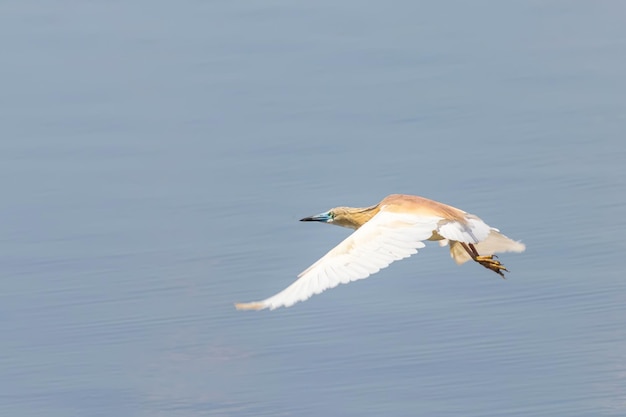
[1,1,625,416]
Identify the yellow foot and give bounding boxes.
[475,255,508,278]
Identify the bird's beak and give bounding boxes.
[300,212,331,222]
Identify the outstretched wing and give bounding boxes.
[435,214,525,264]
[436,214,492,244]
[235,210,441,310]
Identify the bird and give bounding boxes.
[235,194,525,311]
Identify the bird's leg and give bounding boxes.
[460,243,508,278]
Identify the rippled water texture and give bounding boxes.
[1,1,625,416]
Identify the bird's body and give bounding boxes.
[235,194,525,311]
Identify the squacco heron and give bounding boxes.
[235,194,525,311]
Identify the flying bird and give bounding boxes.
[235,194,525,311]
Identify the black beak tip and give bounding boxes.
[300,216,314,222]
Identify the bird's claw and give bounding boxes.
[475,255,508,278]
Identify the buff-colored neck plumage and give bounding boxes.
[331,205,380,230]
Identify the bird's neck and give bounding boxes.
[336,205,380,229]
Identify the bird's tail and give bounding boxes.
[449,229,526,265]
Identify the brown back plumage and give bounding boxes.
[330,194,468,230]
[379,194,467,222]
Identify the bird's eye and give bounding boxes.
[328,212,334,219]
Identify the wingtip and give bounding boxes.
[234,301,267,311]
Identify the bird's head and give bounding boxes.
[300,206,376,230]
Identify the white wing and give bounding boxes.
[235,210,441,310]
[436,215,525,264]
[437,214,491,244]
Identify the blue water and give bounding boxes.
[1,1,625,416]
